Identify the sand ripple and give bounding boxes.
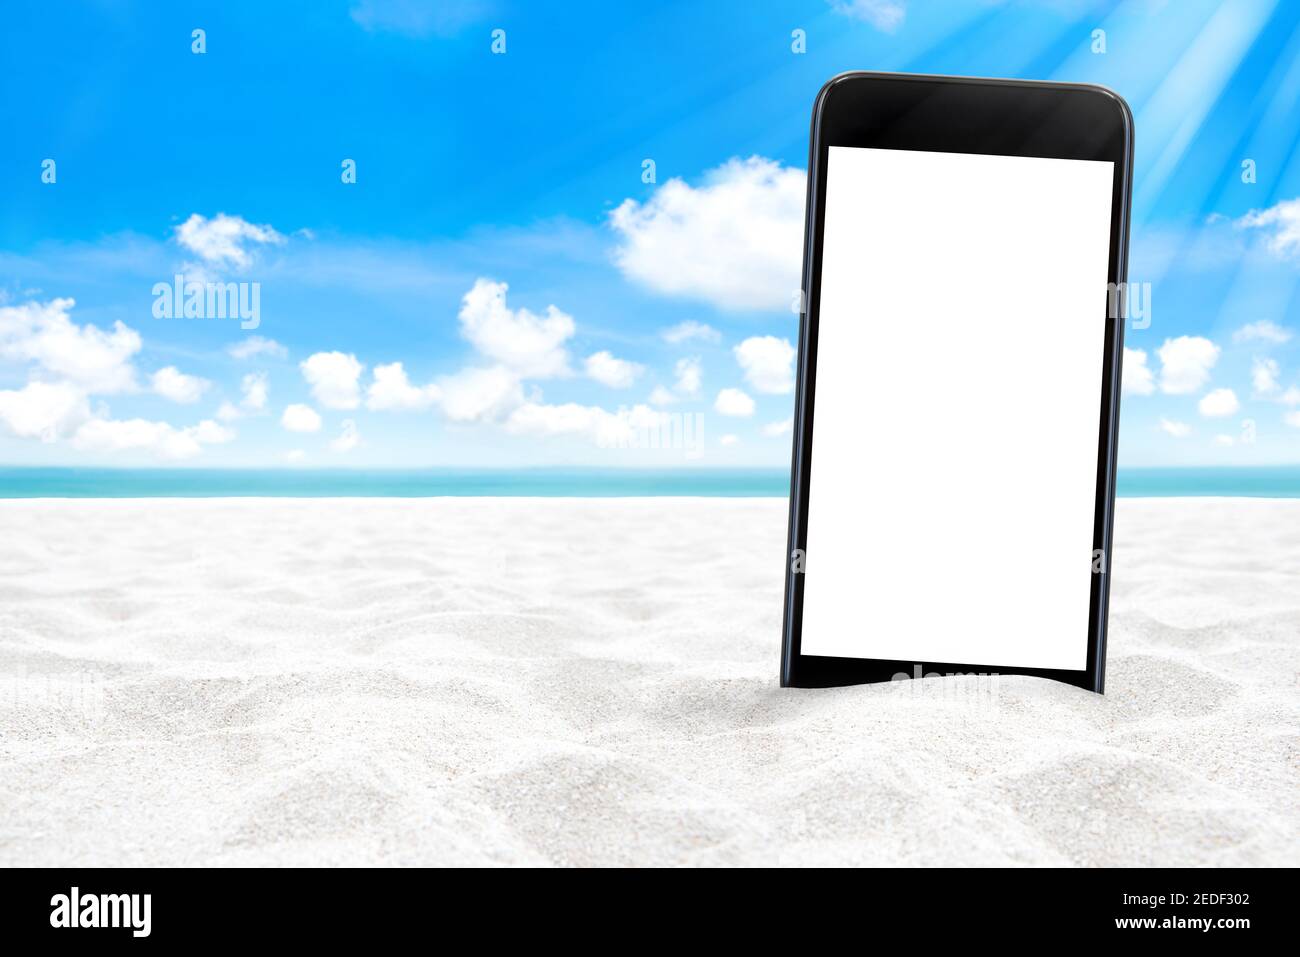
[0,497,1295,865]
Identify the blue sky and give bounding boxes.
[2,0,1300,468]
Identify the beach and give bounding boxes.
[0,497,1295,867]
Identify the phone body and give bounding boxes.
[781,72,1133,693]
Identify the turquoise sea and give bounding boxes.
[3,466,1300,498]
[0,467,786,498]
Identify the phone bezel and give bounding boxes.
[780,72,1134,692]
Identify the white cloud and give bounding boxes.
[0,381,90,442]
[151,366,210,404]
[227,335,288,360]
[1122,347,1155,396]
[763,416,793,437]
[74,419,198,457]
[175,213,284,269]
[0,298,140,394]
[505,400,668,447]
[714,387,755,417]
[216,372,269,421]
[719,434,740,446]
[458,278,573,378]
[648,385,677,407]
[584,350,644,388]
[285,449,306,463]
[735,335,795,394]
[300,351,363,410]
[674,356,702,396]
[609,157,805,312]
[366,361,441,411]
[330,419,360,453]
[644,361,702,409]
[1285,410,1300,428]
[190,419,236,444]
[1158,336,1219,394]
[281,403,322,433]
[1214,434,1236,446]
[73,416,233,460]
[1280,386,1300,407]
[240,371,268,411]
[662,320,721,345]
[505,401,607,438]
[1252,357,1280,396]
[1236,198,1300,260]
[438,365,524,423]
[1159,417,1191,437]
[829,0,906,32]
[1198,387,1240,418]
[1232,320,1291,344]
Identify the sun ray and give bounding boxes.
[1132,0,1279,225]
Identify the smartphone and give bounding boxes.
[781,72,1133,692]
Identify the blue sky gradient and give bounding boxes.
[3,0,1300,467]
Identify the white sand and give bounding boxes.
[0,497,1295,867]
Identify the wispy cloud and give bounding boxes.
[330,419,361,453]
[228,336,288,360]
[661,321,720,345]
[349,0,491,37]
[829,0,905,32]
[1236,198,1300,261]
[1232,319,1292,344]
[763,417,793,437]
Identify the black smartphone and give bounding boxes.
[781,72,1133,693]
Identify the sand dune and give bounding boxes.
[0,497,1295,866]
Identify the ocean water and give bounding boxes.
[0,466,1299,498]
[0,467,790,498]
[1114,466,1300,498]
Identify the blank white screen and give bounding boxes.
[800,146,1114,671]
